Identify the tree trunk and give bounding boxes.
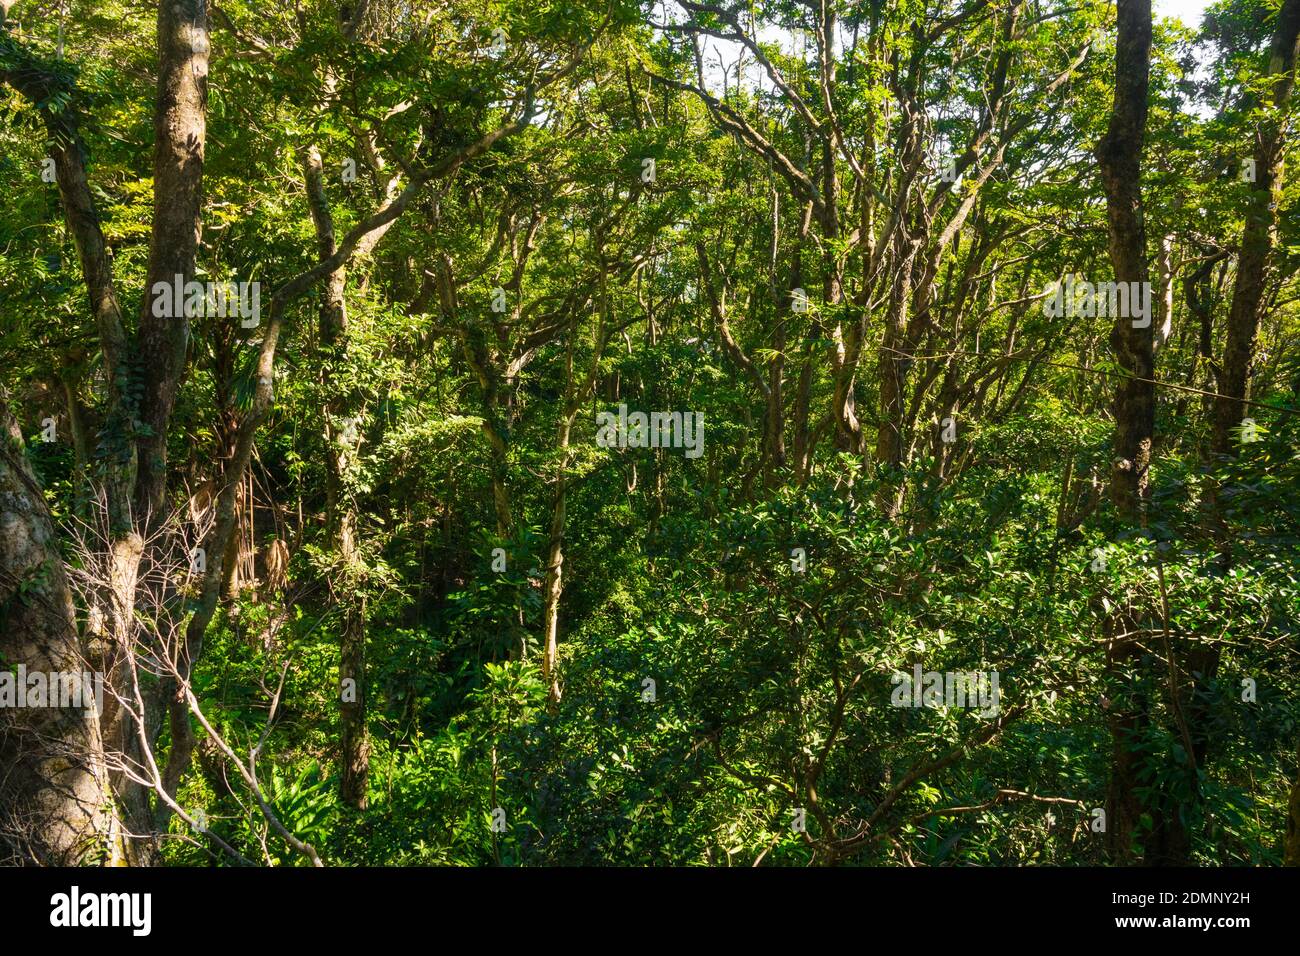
[304,146,370,809]
[0,399,121,865]
[134,0,208,520]
[1209,0,1300,862]
[1095,0,1165,864]
[1212,0,1300,458]
[1095,0,1154,523]
[540,418,571,705]
[875,237,917,515]
[1286,745,1300,865]
[3,2,209,862]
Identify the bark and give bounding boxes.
[1287,749,1300,866]
[764,183,787,487]
[111,0,210,859]
[1095,0,1162,864]
[303,145,369,809]
[1212,0,1300,459]
[153,92,543,819]
[875,235,917,506]
[1095,0,1154,522]
[541,266,612,702]
[0,399,120,865]
[134,0,208,520]
[9,1,209,857]
[1155,233,1174,352]
[789,205,815,481]
[540,418,571,704]
[1208,0,1300,865]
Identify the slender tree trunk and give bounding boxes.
[1212,0,1300,458]
[1095,0,1165,864]
[790,208,815,482]
[115,0,210,856]
[304,146,370,809]
[875,237,917,515]
[1095,0,1154,522]
[765,183,787,488]
[541,262,612,702]
[1209,0,1300,864]
[540,416,571,704]
[1286,747,1300,865]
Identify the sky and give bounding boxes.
[680,0,1222,98]
[1153,0,1213,27]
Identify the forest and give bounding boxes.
[0,0,1297,869]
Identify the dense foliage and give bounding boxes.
[1,0,1297,867]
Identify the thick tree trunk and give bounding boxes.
[134,0,208,519]
[116,0,210,858]
[488,441,513,538]
[3,4,208,861]
[0,400,121,865]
